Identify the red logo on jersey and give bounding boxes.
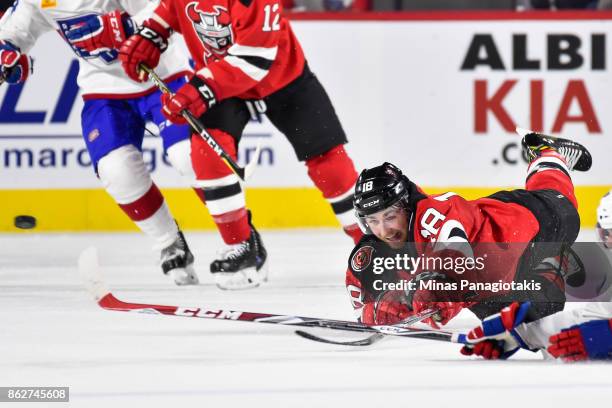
[351,246,374,272]
[186,3,234,56]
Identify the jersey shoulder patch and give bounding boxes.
[351,245,374,272]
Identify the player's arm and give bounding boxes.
[345,269,413,325]
[0,0,51,83]
[461,302,612,361]
[345,269,370,323]
[118,0,177,83]
[518,302,612,361]
[410,199,475,328]
[63,10,137,58]
[346,244,414,326]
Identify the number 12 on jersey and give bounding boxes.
[263,3,280,32]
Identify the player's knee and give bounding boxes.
[97,145,153,203]
[191,130,237,180]
[166,139,196,183]
[305,145,358,198]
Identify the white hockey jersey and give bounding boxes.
[0,0,190,97]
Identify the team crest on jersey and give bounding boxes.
[351,246,373,272]
[185,3,234,57]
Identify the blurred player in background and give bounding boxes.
[119,0,363,290]
[0,0,200,285]
[346,129,592,328]
[460,192,612,362]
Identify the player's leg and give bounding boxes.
[82,98,197,285]
[191,98,268,290]
[496,130,593,318]
[520,128,592,209]
[264,64,363,244]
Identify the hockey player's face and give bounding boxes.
[366,207,408,248]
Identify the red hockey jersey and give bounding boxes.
[345,191,543,323]
[411,192,541,286]
[154,0,306,100]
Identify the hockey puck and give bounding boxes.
[14,215,37,229]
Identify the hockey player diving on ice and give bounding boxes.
[345,129,592,333]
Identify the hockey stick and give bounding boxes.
[139,64,261,181]
[79,247,466,344]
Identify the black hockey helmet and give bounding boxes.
[353,162,412,233]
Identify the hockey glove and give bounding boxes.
[460,302,532,360]
[119,18,170,82]
[161,74,218,124]
[373,290,413,325]
[407,272,465,329]
[0,40,32,84]
[547,319,612,362]
[65,10,136,55]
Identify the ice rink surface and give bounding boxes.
[1,229,611,407]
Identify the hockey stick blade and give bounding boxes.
[295,330,385,346]
[78,247,111,302]
[294,308,441,347]
[139,64,258,181]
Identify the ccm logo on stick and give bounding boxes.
[175,307,243,319]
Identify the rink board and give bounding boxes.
[1,11,611,230]
[0,185,607,231]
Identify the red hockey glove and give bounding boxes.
[119,18,169,82]
[373,290,413,325]
[0,40,32,84]
[161,75,218,124]
[459,302,531,360]
[65,10,136,54]
[407,272,465,329]
[547,319,612,362]
[412,300,463,329]
[360,303,376,325]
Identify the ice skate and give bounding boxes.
[210,212,268,290]
[518,127,592,172]
[161,231,199,285]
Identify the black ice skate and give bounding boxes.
[210,211,268,290]
[518,127,592,172]
[161,231,199,285]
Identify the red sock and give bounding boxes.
[191,130,251,244]
[118,183,164,221]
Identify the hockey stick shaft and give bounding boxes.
[97,292,459,342]
[79,247,463,343]
[139,64,260,181]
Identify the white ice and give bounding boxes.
[1,229,611,407]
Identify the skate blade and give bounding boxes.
[214,266,266,290]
